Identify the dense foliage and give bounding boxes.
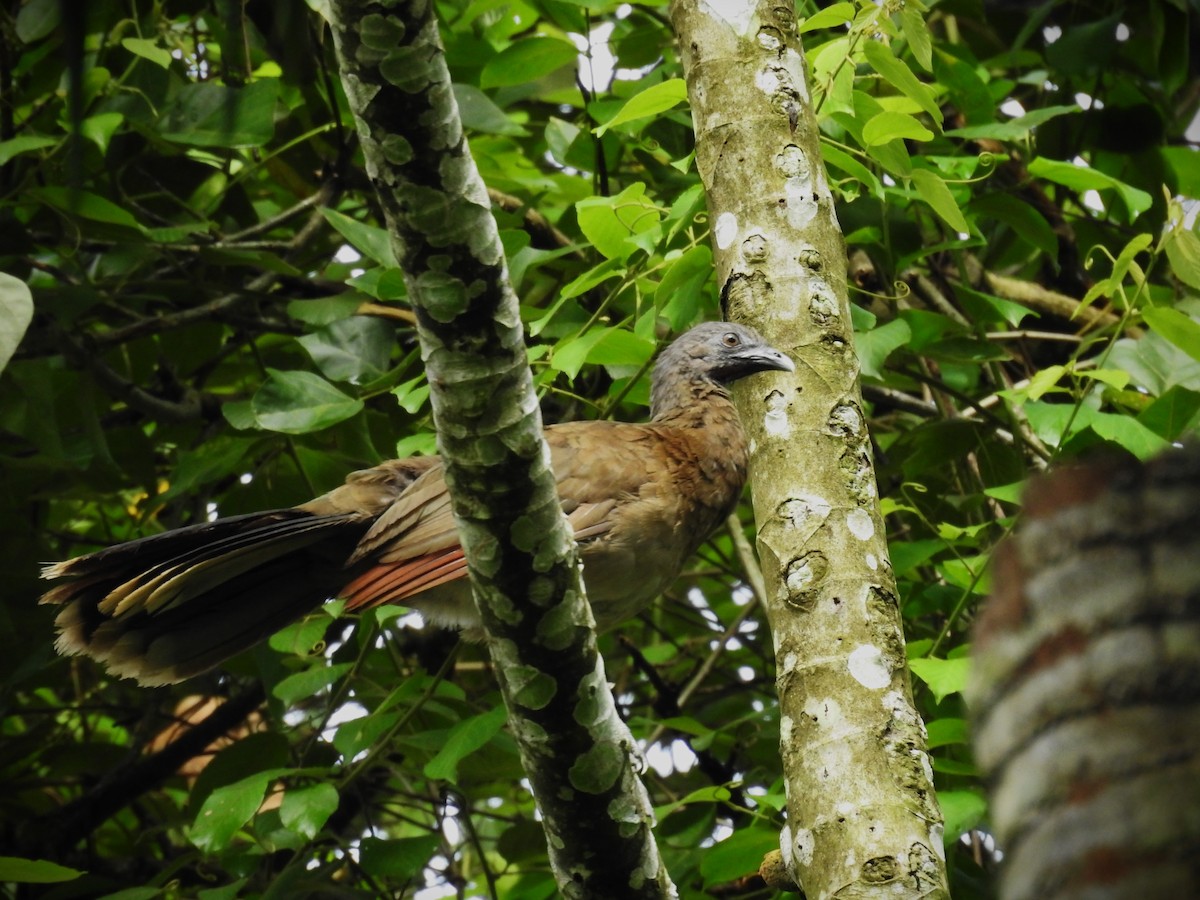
[1,0,1197,896]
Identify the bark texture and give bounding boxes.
[971,447,1200,900]
[667,2,948,896]
[327,2,674,896]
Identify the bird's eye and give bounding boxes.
[722,332,740,347]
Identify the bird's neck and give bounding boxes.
[650,376,735,428]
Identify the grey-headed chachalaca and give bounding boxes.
[41,322,793,684]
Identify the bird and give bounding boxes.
[40,322,794,685]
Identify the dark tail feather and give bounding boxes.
[41,510,369,685]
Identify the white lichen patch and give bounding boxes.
[803,696,844,730]
[930,823,946,860]
[792,827,815,867]
[702,0,758,35]
[779,494,832,530]
[764,389,791,437]
[780,714,794,745]
[847,644,891,689]
[865,552,878,571]
[781,651,799,675]
[785,558,816,593]
[775,145,817,229]
[846,507,875,541]
[714,211,738,249]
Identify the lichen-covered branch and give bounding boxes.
[327,2,673,896]
[667,2,948,896]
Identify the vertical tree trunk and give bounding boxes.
[327,2,674,896]
[971,448,1200,899]
[667,2,948,896]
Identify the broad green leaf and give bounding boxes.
[857,318,911,379]
[699,828,780,886]
[595,79,687,135]
[189,732,291,817]
[820,142,884,199]
[298,316,394,384]
[30,187,140,229]
[1165,226,1200,291]
[908,656,970,702]
[0,272,33,376]
[0,134,56,165]
[575,182,660,260]
[359,835,442,879]
[583,328,655,372]
[157,79,279,148]
[279,783,340,840]
[939,790,987,842]
[862,39,941,125]
[1139,386,1200,441]
[480,37,578,88]
[970,193,1058,260]
[1163,146,1200,197]
[910,169,969,233]
[1142,308,1200,363]
[1089,411,1171,459]
[946,104,1079,140]
[392,375,431,414]
[1027,157,1152,219]
[15,0,59,42]
[862,110,933,146]
[321,208,398,267]
[122,37,172,68]
[925,717,969,749]
[799,2,855,33]
[899,3,933,71]
[190,770,286,853]
[0,857,83,884]
[252,369,364,434]
[268,614,332,658]
[424,706,508,781]
[334,710,400,760]
[272,662,354,706]
[452,83,523,136]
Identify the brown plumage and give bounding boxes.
[40,323,793,685]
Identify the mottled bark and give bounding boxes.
[667,2,948,896]
[326,2,674,896]
[971,448,1200,900]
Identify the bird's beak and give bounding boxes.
[734,345,795,375]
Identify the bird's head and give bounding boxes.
[650,322,794,417]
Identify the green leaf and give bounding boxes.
[1027,157,1152,219]
[452,83,523,136]
[1142,308,1200,363]
[575,182,660,260]
[1165,227,1200,292]
[699,828,780,886]
[122,37,172,68]
[946,104,1079,140]
[1088,411,1170,460]
[321,208,398,267]
[0,272,33,376]
[359,835,442,879]
[970,193,1058,260]
[1139,386,1200,441]
[15,0,59,42]
[480,37,579,88]
[272,662,354,706]
[862,110,933,146]
[190,770,285,853]
[910,169,969,233]
[925,717,969,749]
[298,316,394,384]
[595,79,687,135]
[0,134,57,165]
[857,318,911,379]
[799,2,855,32]
[899,3,933,71]
[938,790,987,842]
[30,186,141,230]
[552,327,653,380]
[334,710,401,760]
[157,79,279,148]
[252,369,364,434]
[279,783,339,840]
[0,857,83,884]
[862,40,941,125]
[268,614,332,658]
[908,656,970,702]
[424,706,507,781]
